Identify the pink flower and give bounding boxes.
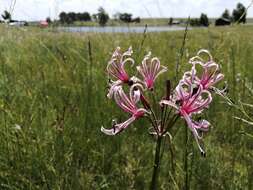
[101,84,149,135]
[186,49,224,90]
[198,62,224,90]
[160,81,212,154]
[107,47,134,98]
[137,52,167,90]
[107,46,134,83]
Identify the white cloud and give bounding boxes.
[0,0,252,21]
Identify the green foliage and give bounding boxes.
[221,9,231,21]
[46,17,52,24]
[119,13,132,23]
[1,10,11,21]
[169,17,173,25]
[189,13,209,27]
[97,7,109,26]
[59,11,91,24]
[199,13,209,27]
[232,3,247,23]
[0,25,252,189]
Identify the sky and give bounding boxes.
[0,0,252,21]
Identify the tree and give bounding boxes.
[199,13,209,27]
[59,11,91,24]
[46,17,52,24]
[232,3,246,23]
[59,12,68,23]
[119,13,132,23]
[97,7,109,26]
[67,12,77,23]
[221,9,231,20]
[78,12,91,21]
[2,10,11,22]
[168,17,173,25]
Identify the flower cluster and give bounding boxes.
[101,47,224,155]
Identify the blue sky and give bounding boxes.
[0,0,252,21]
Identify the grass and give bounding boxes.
[0,24,252,189]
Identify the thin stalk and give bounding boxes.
[147,115,159,134]
[85,39,93,129]
[175,16,190,81]
[150,136,163,190]
[168,135,175,175]
[163,114,180,136]
[183,124,189,190]
[151,91,158,113]
[138,24,148,56]
[149,107,159,134]
[231,44,236,187]
[188,140,194,190]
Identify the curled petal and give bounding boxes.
[185,85,203,108]
[185,66,198,84]
[107,47,134,82]
[160,100,179,110]
[111,83,148,116]
[189,90,212,113]
[114,87,136,114]
[193,119,210,132]
[189,56,204,65]
[101,116,136,135]
[197,49,213,61]
[137,52,167,90]
[182,112,206,154]
[208,73,224,87]
[175,81,191,101]
[121,57,135,68]
[107,80,122,99]
[121,46,133,61]
[190,49,213,66]
[154,65,168,80]
[111,47,121,58]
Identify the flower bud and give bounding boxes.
[165,80,171,100]
[140,94,151,110]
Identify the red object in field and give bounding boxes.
[40,21,48,27]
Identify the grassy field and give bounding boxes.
[0,24,252,189]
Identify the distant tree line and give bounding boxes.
[59,11,91,24]
[187,2,247,27]
[189,13,209,27]
[58,8,141,26]
[59,7,111,26]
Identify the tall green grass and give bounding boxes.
[0,25,252,189]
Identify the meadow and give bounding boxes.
[0,24,252,189]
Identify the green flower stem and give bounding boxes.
[150,135,163,190]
